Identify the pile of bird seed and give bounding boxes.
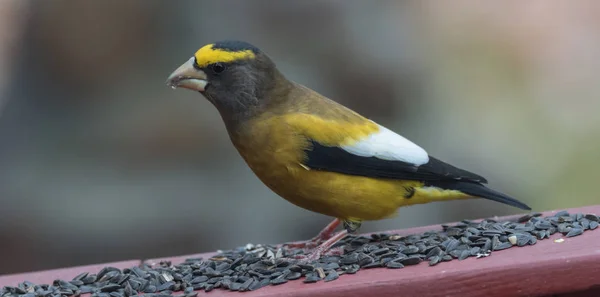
[1,210,598,296]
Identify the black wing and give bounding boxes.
[303,140,488,184]
[303,141,532,210]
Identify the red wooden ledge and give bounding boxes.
[2,205,600,297]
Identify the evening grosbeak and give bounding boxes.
[166,40,531,262]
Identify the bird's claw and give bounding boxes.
[283,247,345,264]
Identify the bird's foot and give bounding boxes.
[284,230,349,264]
[280,218,341,250]
[287,247,345,264]
[280,239,320,250]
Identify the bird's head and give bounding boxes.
[166,40,287,120]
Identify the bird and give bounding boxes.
[165,40,532,262]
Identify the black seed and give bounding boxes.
[425,247,442,259]
[558,223,572,234]
[72,273,89,282]
[458,250,470,261]
[79,286,94,294]
[591,221,599,230]
[191,283,204,291]
[378,252,399,259]
[371,248,390,256]
[559,216,574,223]
[482,230,504,237]
[385,262,404,269]
[96,267,121,282]
[517,214,533,223]
[130,267,147,279]
[322,262,340,270]
[401,246,419,255]
[303,274,321,283]
[584,214,599,222]
[443,239,460,252]
[446,227,463,237]
[324,271,339,282]
[285,272,302,280]
[516,234,532,247]
[189,276,208,284]
[340,253,359,265]
[493,242,512,251]
[358,255,374,267]
[230,281,243,291]
[362,262,382,269]
[287,265,301,272]
[298,264,314,271]
[554,210,569,217]
[238,278,253,292]
[156,281,175,292]
[482,240,492,252]
[566,228,584,237]
[581,219,591,230]
[491,236,500,250]
[100,285,121,293]
[342,264,360,274]
[529,236,537,245]
[428,256,441,266]
[399,255,422,266]
[455,244,469,251]
[534,220,553,230]
[143,285,157,293]
[82,275,96,285]
[249,278,270,291]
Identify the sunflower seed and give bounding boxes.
[493,242,512,251]
[458,250,470,260]
[269,276,287,286]
[566,228,584,237]
[302,274,321,283]
[324,271,339,282]
[584,214,599,222]
[385,262,405,269]
[340,253,359,265]
[428,256,441,266]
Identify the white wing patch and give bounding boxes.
[340,123,429,166]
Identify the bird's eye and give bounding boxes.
[211,63,226,74]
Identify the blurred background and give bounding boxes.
[1,0,599,275]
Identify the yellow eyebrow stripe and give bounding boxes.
[194,44,256,68]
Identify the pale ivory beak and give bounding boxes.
[166,57,208,92]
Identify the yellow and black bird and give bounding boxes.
[166,40,531,262]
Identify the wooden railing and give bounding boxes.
[1,205,599,297]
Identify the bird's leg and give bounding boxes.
[281,218,341,250]
[289,219,362,264]
[291,230,348,264]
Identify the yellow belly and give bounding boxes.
[246,160,469,221]
[263,166,419,220]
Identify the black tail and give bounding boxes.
[429,181,531,210]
